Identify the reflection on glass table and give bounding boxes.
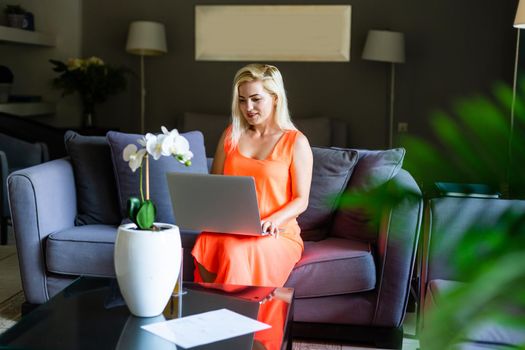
[0,277,294,350]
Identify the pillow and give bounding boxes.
[297,147,359,241]
[64,131,121,225]
[106,130,208,224]
[331,148,406,241]
[181,112,230,157]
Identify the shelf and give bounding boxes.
[0,25,55,46]
[0,102,55,116]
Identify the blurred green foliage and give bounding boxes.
[337,82,525,349]
[411,83,525,349]
[402,82,525,198]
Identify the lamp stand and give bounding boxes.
[140,54,146,134]
[389,62,396,148]
[506,28,520,198]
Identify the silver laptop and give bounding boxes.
[166,172,268,236]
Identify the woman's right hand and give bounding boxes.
[261,220,280,238]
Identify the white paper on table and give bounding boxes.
[141,308,271,348]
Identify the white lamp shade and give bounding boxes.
[362,30,405,64]
[515,0,525,28]
[126,21,167,56]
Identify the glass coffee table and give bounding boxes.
[0,277,294,350]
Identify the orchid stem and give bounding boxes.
[145,154,150,200]
[139,162,144,202]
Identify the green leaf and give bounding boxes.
[136,200,156,230]
[126,197,141,226]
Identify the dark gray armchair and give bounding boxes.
[420,196,525,349]
[0,132,48,244]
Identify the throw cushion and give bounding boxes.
[64,131,121,226]
[106,130,208,224]
[331,148,405,241]
[297,147,359,241]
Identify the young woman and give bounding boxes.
[191,64,313,349]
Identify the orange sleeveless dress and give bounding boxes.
[191,127,304,350]
[191,127,304,286]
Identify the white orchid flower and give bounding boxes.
[145,133,165,160]
[173,135,191,155]
[179,150,194,165]
[161,126,173,136]
[137,136,147,147]
[158,126,194,165]
[123,144,147,172]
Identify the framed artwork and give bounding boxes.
[195,5,351,62]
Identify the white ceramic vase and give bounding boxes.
[114,222,182,317]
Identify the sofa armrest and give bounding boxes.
[373,169,423,327]
[7,158,77,304]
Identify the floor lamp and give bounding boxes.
[126,21,167,133]
[508,1,525,197]
[362,30,405,148]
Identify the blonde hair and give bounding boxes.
[229,63,295,150]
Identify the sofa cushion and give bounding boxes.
[46,225,118,277]
[285,237,375,298]
[467,322,525,348]
[64,131,121,226]
[297,147,358,241]
[331,148,405,241]
[106,130,208,224]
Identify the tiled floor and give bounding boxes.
[0,226,419,349]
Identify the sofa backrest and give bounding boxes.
[423,196,525,283]
[329,148,407,242]
[63,126,416,247]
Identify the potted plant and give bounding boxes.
[114,126,193,317]
[49,57,130,128]
[4,5,26,29]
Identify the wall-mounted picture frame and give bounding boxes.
[195,5,351,62]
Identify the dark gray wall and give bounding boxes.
[83,0,517,149]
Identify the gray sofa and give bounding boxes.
[8,119,422,349]
[420,196,525,349]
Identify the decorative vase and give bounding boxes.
[83,112,93,128]
[114,222,182,317]
[82,103,95,128]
